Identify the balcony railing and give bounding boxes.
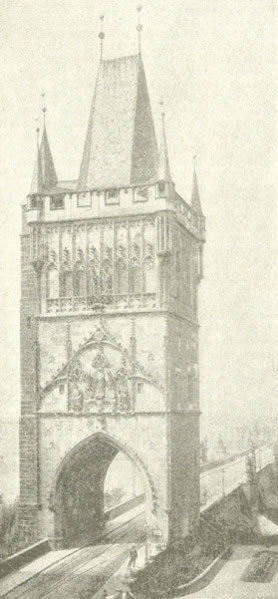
[45,293,157,314]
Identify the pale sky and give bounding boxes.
[0,0,277,439]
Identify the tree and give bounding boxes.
[104,487,125,509]
[217,434,228,458]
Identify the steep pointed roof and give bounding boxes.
[191,167,203,214]
[40,126,58,190]
[157,113,172,182]
[78,54,158,190]
[29,140,43,194]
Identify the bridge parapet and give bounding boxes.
[200,446,274,512]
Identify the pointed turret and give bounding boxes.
[157,109,172,183]
[191,162,203,214]
[29,128,43,194]
[40,110,58,190]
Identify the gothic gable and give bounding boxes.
[39,324,164,414]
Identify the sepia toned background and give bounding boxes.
[0,0,277,499]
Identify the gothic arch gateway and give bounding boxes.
[49,432,153,547]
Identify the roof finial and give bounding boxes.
[136,5,143,54]
[36,126,40,148]
[160,100,165,124]
[41,92,47,129]
[98,14,105,60]
[42,107,47,129]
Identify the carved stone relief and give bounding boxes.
[40,324,163,415]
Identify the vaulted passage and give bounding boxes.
[52,435,145,548]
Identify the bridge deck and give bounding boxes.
[201,446,273,509]
[1,448,273,598]
[0,505,145,599]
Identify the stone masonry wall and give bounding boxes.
[19,206,40,545]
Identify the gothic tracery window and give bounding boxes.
[101,259,112,294]
[129,258,141,294]
[115,259,128,294]
[73,249,86,296]
[88,246,99,296]
[60,269,73,297]
[88,267,99,296]
[143,256,155,293]
[47,265,59,298]
[74,268,87,296]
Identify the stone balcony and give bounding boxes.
[44,292,158,315]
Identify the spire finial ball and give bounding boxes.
[136,24,143,32]
[98,31,105,40]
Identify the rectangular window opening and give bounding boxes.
[50,195,65,210]
[77,193,91,208]
[30,196,39,209]
[133,187,149,202]
[157,181,165,194]
[106,189,119,205]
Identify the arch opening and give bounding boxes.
[52,434,148,548]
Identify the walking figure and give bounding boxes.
[113,589,135,599]
[128,544,138,568]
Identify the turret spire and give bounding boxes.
[191,156,203,214]
[39,107,58,190]
[157,102,172,183]
[136,5,143,54]
[29,127,43,195]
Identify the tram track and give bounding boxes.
[2,511,145,599]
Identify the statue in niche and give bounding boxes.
[49,249,57,266]
[89,245,99,296]
[62,247,71,268]
[88,345,115,412]
[145,242,154,258]
[68,355,84,412]
[71,384,84,413]
[131,241,140,259]
[117,244,127,260]
[75,248,85,268]
[115,359,131,413]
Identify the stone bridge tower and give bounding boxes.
[19,36,205,548]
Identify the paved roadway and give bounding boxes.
[1,509,145,599]
[1,447,273,598]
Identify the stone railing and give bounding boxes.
[45,292,157,314]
